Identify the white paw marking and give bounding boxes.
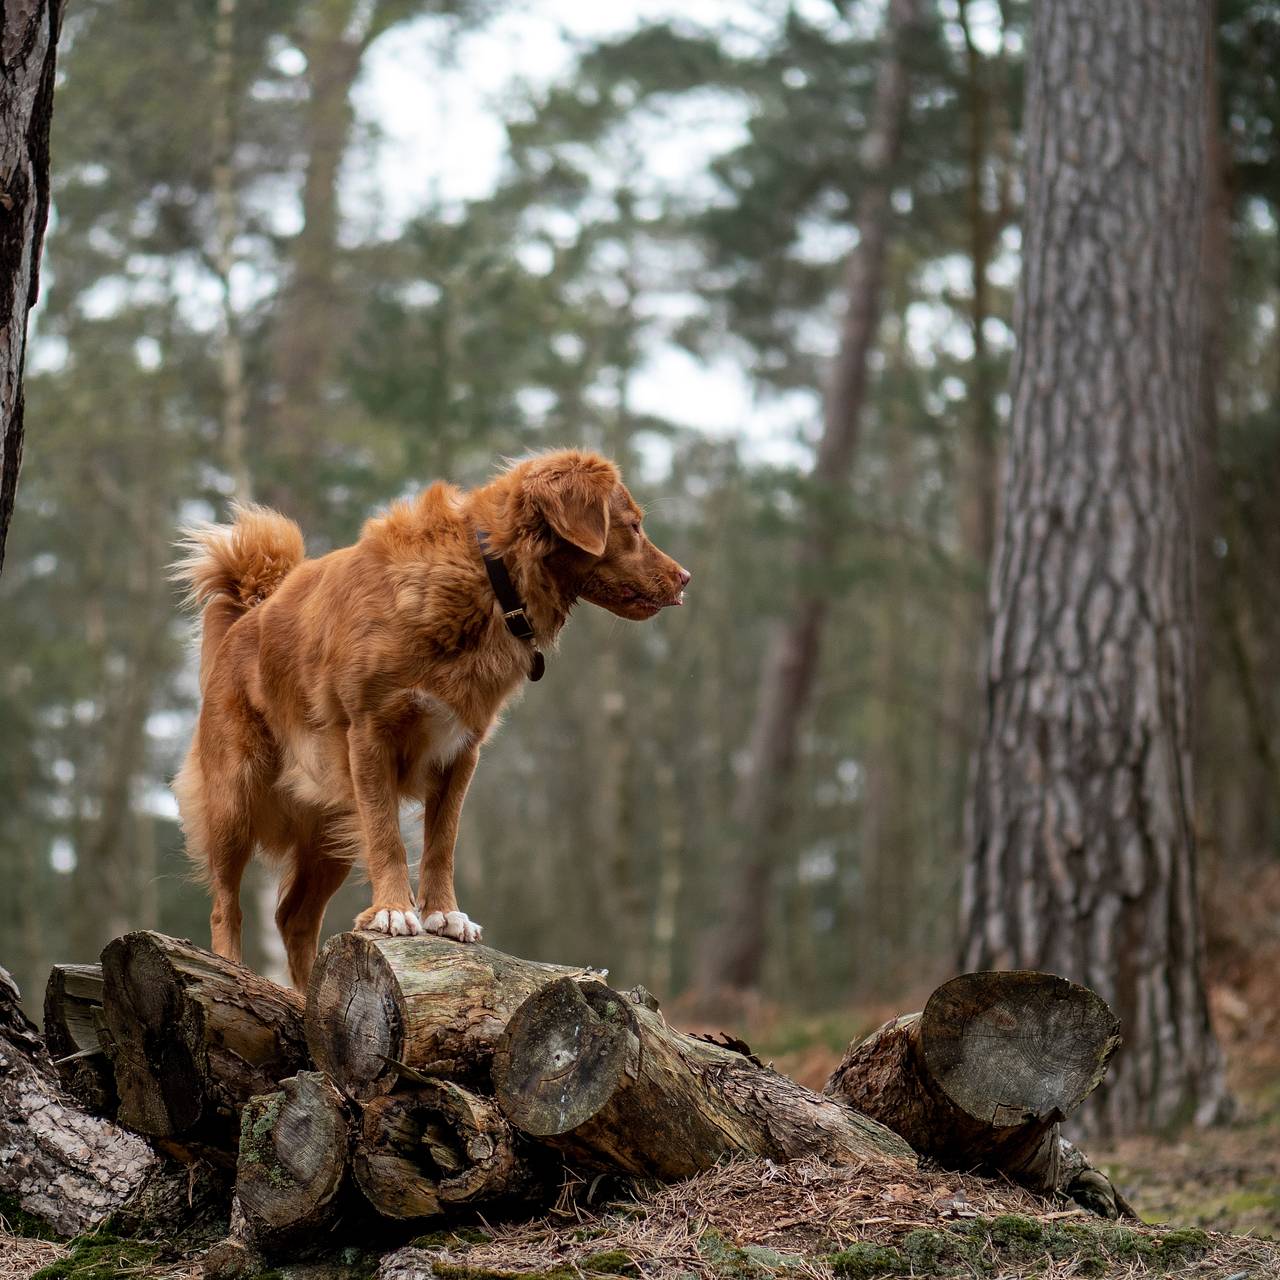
[369,908,422,936]
[423,910,483,943]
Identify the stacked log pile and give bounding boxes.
[1,928,1131,1263]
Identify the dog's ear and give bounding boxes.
[525,452,617,556]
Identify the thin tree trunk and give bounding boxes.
[694,0,923,997]
[263,0,367,534]
[0,0,62,573]
[961,0,1229,1134]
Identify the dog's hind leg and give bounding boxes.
[206,815,255,964]
[275,830,351,990]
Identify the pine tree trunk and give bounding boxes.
[0,963,161,1237]
[0,0,62,573]
[961,0,1229,1133]
[694,0,924,997]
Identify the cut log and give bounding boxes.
[823,970,1121,1195]
[353,1079,550,1220]
[236,1072,350,1248]
[44,962,117,1117]
[305,932,594,1101]
[0,962,161,1237]
[492,977,915,1178]
[101,931,308,1149]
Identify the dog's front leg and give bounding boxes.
[348,722,422,937]
[418,742,482,943]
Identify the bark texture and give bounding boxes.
[43,962,117,1117]
[0,963,160,1237]
[961,0,1229,1132]
[305,931,589,1101]
[0,0,61,572]
[696,0,923,996]
[493,978,915,1178]
[824,971,1119,1195]
[100,931,309,1148]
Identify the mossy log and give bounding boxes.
[353,1079,550,1220]
[823,971,1120,1196]
[236,1072,351,1248]
[305,932,594,1101]
[44,962,117,1117]
[101,931,309,1150]
[492,977,916,1178]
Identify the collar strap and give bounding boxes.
[476,529,545,682]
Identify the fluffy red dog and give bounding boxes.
[173,450,689,987]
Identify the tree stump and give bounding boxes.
[493,977,915,1178]
[236,1072,351,1249]
[353,1079,549,1220]
[305,932,592,1101]
[44,962,117,1117]
[101,931,308,1150]
[0,962,161,1237]
[823,970,1121,1193]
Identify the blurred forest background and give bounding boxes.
[1,0,1278,1190]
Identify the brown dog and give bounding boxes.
[172,450,689,988]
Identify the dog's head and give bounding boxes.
[516,450,690,620]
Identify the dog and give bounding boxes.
[172,450,690,988]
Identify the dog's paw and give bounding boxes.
[355,905,423,937]
[423,910,483,943]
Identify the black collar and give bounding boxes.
[476,529,545,682]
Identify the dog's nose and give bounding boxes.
[677,568,691,588]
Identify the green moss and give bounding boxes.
[0,1191,64,1242]
[985,1215,1044,1257]
[698,1228,788,1279]
[1151,1227,1211,1268]
[31,1232,160,1280]
[826,1243,904,1279]
[580,1251,637,1275]
[899,1227,977,1275]
[409,1227,494,1250]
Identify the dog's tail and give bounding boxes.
[171,503,305,686]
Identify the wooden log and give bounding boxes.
[43,962,118,1117]
[353,1079,549,1220]
[305,932,594,1101]
[101,931,308,1149]
[0,961,162,1237]
[236,1072,350,1248]
[823,970,1121,1195]
[492,977,916,1179]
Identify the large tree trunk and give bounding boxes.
[960,0,1229,1133]
[101,931,309,1151]
[694,0,923,997]
[824,971,1120,1196]
[304,932,591,1101]
[492,977,915,1178]
[0,963,161,1237]
[0,0,61,573]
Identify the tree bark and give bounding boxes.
[0,0,61,574]
[0,962,161,1237]
[493,978,915,1178]
[353,1080,549,1221]
[305,932,592,1102]
[236,1072,351,1249]
[43,962,117,1117]
[695,0,923,997]
[824,971,1119,1195]
[101,931,309,1151]
[961,0,1229,1133]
